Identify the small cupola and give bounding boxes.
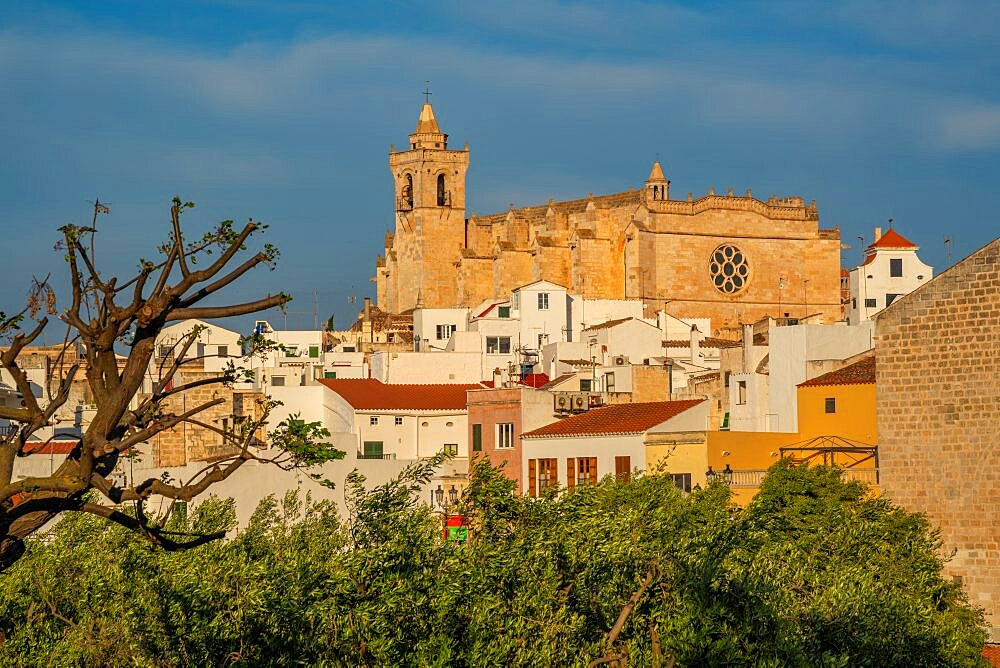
[409,103,448,150]
[645,160,669,202]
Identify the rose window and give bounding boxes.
[710,244,749,294]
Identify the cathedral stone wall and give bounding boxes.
[377,104,842,334]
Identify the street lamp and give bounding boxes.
[433,484,443,508]
[723,463,733,486]
[448,484,458,506]
[705,466,716,484]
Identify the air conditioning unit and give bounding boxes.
[613,355,628,366]
[587,393,603,408]
[554,394,570,411]
[571,393,586,410]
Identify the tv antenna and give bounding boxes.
[944,237,953,264]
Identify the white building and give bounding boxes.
[520,399,708,496]
[413,307,471,352]
[847,227,933,325]
[727,320,874,432]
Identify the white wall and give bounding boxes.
[767,321,874,432]
[848,249,933,325]
[355,411,468,459]
[571,299,645,340]
[522,433,647,491]
[513,281,570,349]
[727,372,773,432]
[370,351,484,384]
[413,308,470,351]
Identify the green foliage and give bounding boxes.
[0,463,987,666]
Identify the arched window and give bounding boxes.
[437,173,446,206]
[653,185,659,200]
[402,174,413,207]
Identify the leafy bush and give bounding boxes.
[0,459,987,666]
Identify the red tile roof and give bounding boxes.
[867,228,918,250]
[519,373,550,388]
[798,356,876,387]
[318,378,479,410]
[522,399,704,438]
[22,439,79,455]
[561,358,597,367]
[983,644,1000,666]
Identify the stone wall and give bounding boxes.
[875,237,1000,639]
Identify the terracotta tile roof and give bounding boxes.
[798,356,876,387]
[523,399,704,439]
[983,644,1000,666]
[663,337,741,349]
[21,438,79,455]
[867,228,918,250]
[519,373,550,388]
[584,317,633,331]
[318,378,478,410]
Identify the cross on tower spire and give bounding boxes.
[423,81,432,104]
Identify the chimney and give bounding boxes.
[873,227,882,243]
[689,324,701,363]
[742,323,754,373]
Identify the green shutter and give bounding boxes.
[362,441,383,458]
[324,371,337,379]
[309,346,319,358]
[472,424,482,451]
[498,306,510,318]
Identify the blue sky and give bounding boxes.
[1,0,998,332]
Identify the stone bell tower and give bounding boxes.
[381,100,470,311]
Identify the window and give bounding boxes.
[724,371,731,388]
[865,298,877,308]
[537,292,549,310]
[361,441,384,459]
[825,397,836,414]
[486,336,511,354]
[271,376,285,387]
[472,424,482,452]
[403,173,413,206]
[443,443,458,456]
[498,306,510,318]
[496,422,514,449]
[709,244,750,294]
[395,416,404,426]
[158,344,173,358]
[577,457,597,486]
[537,334,547,349]
[309,345,319,358]
[890,258,903,277]
[852,298,857,309]
[670,473,692,493]
[886,293,901,306]
[538,458,558,493]
[217,345,228,358]
[604,372,615,392]
[615,456,631,482]
[437,174,446,206]
[343,346,355,352]
[580,378,592,392]
[324,371,337,379]
[370,416,379,426]
[737,380,747,405]
[436,324,456,340]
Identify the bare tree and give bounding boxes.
[0,198,341,570]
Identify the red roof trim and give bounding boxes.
[318,378,479,410]
[523,399,704,438]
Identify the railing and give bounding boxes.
[0,425,17,436]
[729,467,879,488]
[397,197,413,211]
[357,452,397,460]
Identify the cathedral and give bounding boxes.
[374,102,842,334]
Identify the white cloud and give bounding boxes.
[937,105,1000,150]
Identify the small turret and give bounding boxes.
[409,103,448,150]
[645,160,669,202]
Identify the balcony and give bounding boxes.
[728,467,879,488]
[357,452,397,460]
[396,197,413,212]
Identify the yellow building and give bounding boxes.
[651,354,878,503]
[375,101,843,333]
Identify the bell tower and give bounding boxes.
[384,97,470,311]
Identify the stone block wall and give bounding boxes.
[875,237,1000,638]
